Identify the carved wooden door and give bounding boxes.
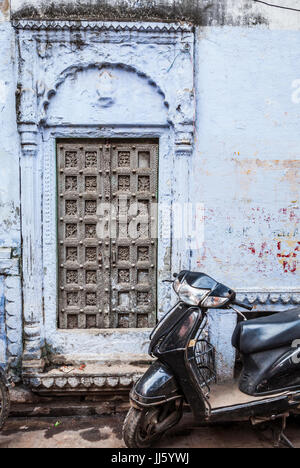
[57,140,158,329]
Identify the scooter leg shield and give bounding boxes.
[130,361,183,407]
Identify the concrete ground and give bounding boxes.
[1,413,300,448]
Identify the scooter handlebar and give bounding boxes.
[232,299,253,311]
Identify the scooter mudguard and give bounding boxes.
[130,361,183,408]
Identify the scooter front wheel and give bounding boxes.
[123,401,182,448]
[123,407,160,448]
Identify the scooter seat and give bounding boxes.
[232,307,300,355]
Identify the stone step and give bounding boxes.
[23,361,150,395]
[50,353,153,367]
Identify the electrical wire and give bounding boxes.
[253,0,300,12]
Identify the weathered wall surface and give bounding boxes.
[1,0,300,381]
[0,3,22,372]
[193,25,300,289]
[10,0,227,24]
[9,0,300,29]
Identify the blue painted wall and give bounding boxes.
[1,1,300,379]
[0,15,22,372]
[192,26,300,290]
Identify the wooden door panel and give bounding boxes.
[57,140,158,329]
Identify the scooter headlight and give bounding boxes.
[175,280,210,306]
[201,296,229,308]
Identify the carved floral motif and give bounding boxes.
[137,292,150,305]
[86,247,97,262]
[66,224,77,238]
[138,247,149,261]
[118,247,130,261]
[86,271,97,284]
[118,152,130,167]
[66,270,78,284]
[65,152,78,168]
[118,269,130,283]
[85,224,96,238]
[138,176,150,192]
[66,247,77,262]
[85,176,97,192]
[67,292,79,306]
[66,200,77,216]
[85,152,97,168]
[85,200,97,215]
[86,293,97,306]
[65,176,77,192]
[118,176,130,192]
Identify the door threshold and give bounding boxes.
[49,353,154,367]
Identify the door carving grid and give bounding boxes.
[57,140,158,329]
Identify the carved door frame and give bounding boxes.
[14,20,196,374]
[41,125,176,364]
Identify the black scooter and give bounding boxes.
[123,271,300,448]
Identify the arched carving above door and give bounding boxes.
[42,63,170,127]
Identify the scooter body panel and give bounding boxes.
[130,361,183,407]
[131,303,207,416]
[143,304,210,418]
[210,392,300,423]
[240,345,300,396]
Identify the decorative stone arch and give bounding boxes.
[40,62,171,125]
[14,19,196,378]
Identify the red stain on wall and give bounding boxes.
[277,241,300,274]
[241,242,271,259]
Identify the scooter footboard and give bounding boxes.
[130,361,183,408]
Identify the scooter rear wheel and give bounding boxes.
[0,373,10,431]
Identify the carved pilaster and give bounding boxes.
[16,31,45,374]
[19,124,44,374]
[173,43,195,158]
[175,129,194,158]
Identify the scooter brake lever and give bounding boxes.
[230,306,248,321]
